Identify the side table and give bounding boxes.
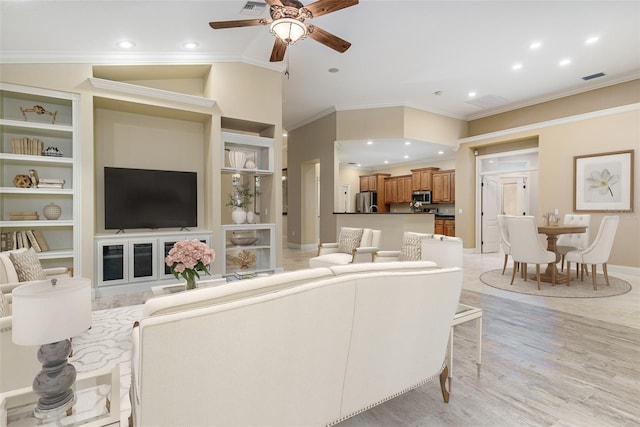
[448,303,483,384]
[0,366,120,427]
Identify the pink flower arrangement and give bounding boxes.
[165,239,215,289]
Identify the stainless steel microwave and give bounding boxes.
[412,191,431,204]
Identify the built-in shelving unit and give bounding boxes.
[220,130,276,276]
[0,83,79,271]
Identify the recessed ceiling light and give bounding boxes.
[117,40,135,49]
[585,36,599,45]
[283,132,288,137]
[403,155,409,159]
[529,42,542,50]
[559,58,571,67]
[468,91,476,97]
[367,141,373,145]
[357,163,361,167]
[183,41,199,49]
[438,151,444,155]
[384,160,389,164]
[404,141,411,146]
[512,63,523,70]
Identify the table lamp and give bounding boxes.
[11,277,91,419]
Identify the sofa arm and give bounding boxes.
[44,267,73,278]
[352,246,378,263]
[372,250,401,262]
[317,242,340,256]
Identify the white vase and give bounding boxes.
[228,150,246,169]
[231,207,247,224]
[246,211,254,224]
[43,202,62,220]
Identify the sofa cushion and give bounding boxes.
[308,252,354,269]
[9,248,46,282]
[337,227,363,254]
[329,260,438,276]
[0,292,8,317]
[399,232,431,261]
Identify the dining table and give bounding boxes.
[537,224,587,284]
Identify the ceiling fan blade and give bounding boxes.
[307,25,351,53]
[304,0,358,18]
[270,38,288,62]
[209,18,270,29]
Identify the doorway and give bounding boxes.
[476,148,539,254]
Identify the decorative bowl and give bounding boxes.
[230,236,259,246]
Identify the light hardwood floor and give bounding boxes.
[95,245,640,426]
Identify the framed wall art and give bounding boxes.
[573,150,634,212]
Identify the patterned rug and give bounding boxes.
[480,268,632,298]
[71,305,143,425]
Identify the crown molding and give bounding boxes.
[88,77,216,108]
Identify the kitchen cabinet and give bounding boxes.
[411,167,439,191]
[384,177,397,204]
[435,218,455,237]
[359,173,389,193]
[397,175,412,203]
[432,169,455,203]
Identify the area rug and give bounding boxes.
[480,268,632,298]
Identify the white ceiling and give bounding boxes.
[1,0,639,168]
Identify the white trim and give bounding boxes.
[460,103,640,144]
[88,77,216,108]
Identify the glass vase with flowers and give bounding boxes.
[165,239,215,290]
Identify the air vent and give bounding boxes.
[582,72,606,81]
[465,94,509,108]
[241,1,267,15]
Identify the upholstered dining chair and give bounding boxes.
[556,214,591,272]
[496,214,512,275]
[308,227,381,268]
[506,216,556,289]
[565,215,619,290]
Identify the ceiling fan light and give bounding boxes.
[270,18,307,44]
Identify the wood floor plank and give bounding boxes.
[338,289,640,426]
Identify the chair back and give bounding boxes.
[506,216,550,264]
[581,216,619,264]
[556,214,591,249]
[364,229,382,248]
[496,214,511,254]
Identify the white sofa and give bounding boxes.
[374,233,464,268]
[131,261,462,426]
[308,227,381,268]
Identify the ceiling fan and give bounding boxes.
[209,0,358,62]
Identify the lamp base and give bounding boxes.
[33,339,77,418]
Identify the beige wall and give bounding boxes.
[1,62,283,281]
[458,107,640,268]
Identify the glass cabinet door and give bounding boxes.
[129,240,157,282]
[98,241,128,285]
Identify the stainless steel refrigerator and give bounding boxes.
[355,192,378,213]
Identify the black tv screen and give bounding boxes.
[104,167,197,230]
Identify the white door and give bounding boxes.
[481,175,500,253]
[337,184,350,212]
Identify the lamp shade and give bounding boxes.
[12,278,92,346]
[270,18,307,44]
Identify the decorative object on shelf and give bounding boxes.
[13,174,32,188]
[11,278,91,419]
[246,210,255,224]
[29,169,39,187]
[20,105,58,124]
[42,146,64,157]
[226,183,262,224]
[244,159,257,169]
[11,137,44,156]
[231,207,247,224]
[227,149,246,169]
[8,211,39,221]
[165,239,215,290]
[232,249,256,270]
[230,230,259,246]
[37,178,65,189]
[43,203,62,220]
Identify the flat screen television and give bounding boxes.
[104,167,197,230]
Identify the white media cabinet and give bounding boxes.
[94,231,212,288]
